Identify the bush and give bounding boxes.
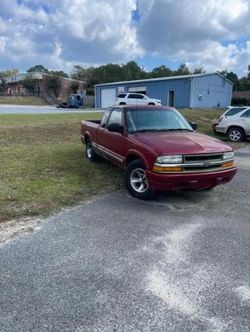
[231,97,250,106]
[45,76,62,97]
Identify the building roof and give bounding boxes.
[95,72,233,87]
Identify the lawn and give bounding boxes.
[0,108,236,223]
[0,113,123,223]
[0,96,48,105]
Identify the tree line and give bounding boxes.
[1,62,250,96]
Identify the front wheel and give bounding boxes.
[227,127,245,142]
[125,160,154,199]
[85,140,99,162]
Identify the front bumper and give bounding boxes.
[213,125,227,134]
[147,167,237,191]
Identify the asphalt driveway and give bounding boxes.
[0,104,102,114]
[0,147,249,331]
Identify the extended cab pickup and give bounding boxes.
[81,105,237,199]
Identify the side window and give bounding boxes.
[135,94,144,99]
[241,110,250,118]
[128,93,144,99]
[128,94,138,99]
[108,109,122,126]
[100,110,111,128]
[226,108,246,116]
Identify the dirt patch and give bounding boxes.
[0,217,42,246]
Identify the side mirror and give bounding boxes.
[190,121,197,130]
[108,123,123,133]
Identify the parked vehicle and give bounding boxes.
[57,94,84,109]
[115,93,161,106]
[213,106,250,142]
[81,105,237,199]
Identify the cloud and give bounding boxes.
[137,0,250,75]
[0,0,249,76]
[0,0,141,71]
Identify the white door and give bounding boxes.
[101,88,116,108]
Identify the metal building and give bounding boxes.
[95,72,232,109]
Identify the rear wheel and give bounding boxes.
[227,127,245,142]
[85,139,99,162]
[125,160,154,199]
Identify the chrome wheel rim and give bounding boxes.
[130,168,149,193]
[229,130,241,142]
[86,144,92,158]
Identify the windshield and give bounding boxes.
[126,108,193,133]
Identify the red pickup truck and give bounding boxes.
[81,105,237,199]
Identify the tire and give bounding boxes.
[227,127,245,142]
[119,102,126,105]
[85,139,99,162]
[125,160,154,200]
[148,102,155,105]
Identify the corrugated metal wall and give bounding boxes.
[95,73,232,109]
[95,78,191,108]
[191,74,232,108]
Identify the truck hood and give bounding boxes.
[133,131,232,155]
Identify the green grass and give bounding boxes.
[180,108,224,136]
[0,96,48,105]
[0,113,123,222]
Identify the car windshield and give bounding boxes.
[126,108,193,133]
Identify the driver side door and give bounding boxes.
[97,108,127,167]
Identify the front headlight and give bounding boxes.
[156,155,183,164]
[223,151,234,160]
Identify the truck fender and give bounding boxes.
[125,149,150,170]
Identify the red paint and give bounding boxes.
[81,105,237,191]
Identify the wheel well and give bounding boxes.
[119,102,126,105]
[227,126,245,135]
[84,134,90,143]
[148,102,155,105]
[126,154,141,167]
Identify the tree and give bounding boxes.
[27,65,49,73]
[49,70,69,78]
[150,65,173,78]
[192,67,206,74]
[22,74,40,94]
[0,69,19,93]
[45,76,62,97]
[122,61,146,80]
[174,63,191,76]
[71,81,79,93]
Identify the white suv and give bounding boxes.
[115,93,161,106]
[213,106,250,142]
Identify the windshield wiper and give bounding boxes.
[130,128,193,133]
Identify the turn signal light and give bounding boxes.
[153,165,183,173]
[222,161,234,168]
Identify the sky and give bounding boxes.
[0,0,250,77]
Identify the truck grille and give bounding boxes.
[183,153,224,172]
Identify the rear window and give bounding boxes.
[241,110,250,118]
[117,94,126,98]
[226,107,246,116]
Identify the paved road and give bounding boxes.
[0,104,103,114]
[0,148,250,331]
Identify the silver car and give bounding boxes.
[214,107,250,142]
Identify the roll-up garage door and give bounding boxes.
[101,88,116,108]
